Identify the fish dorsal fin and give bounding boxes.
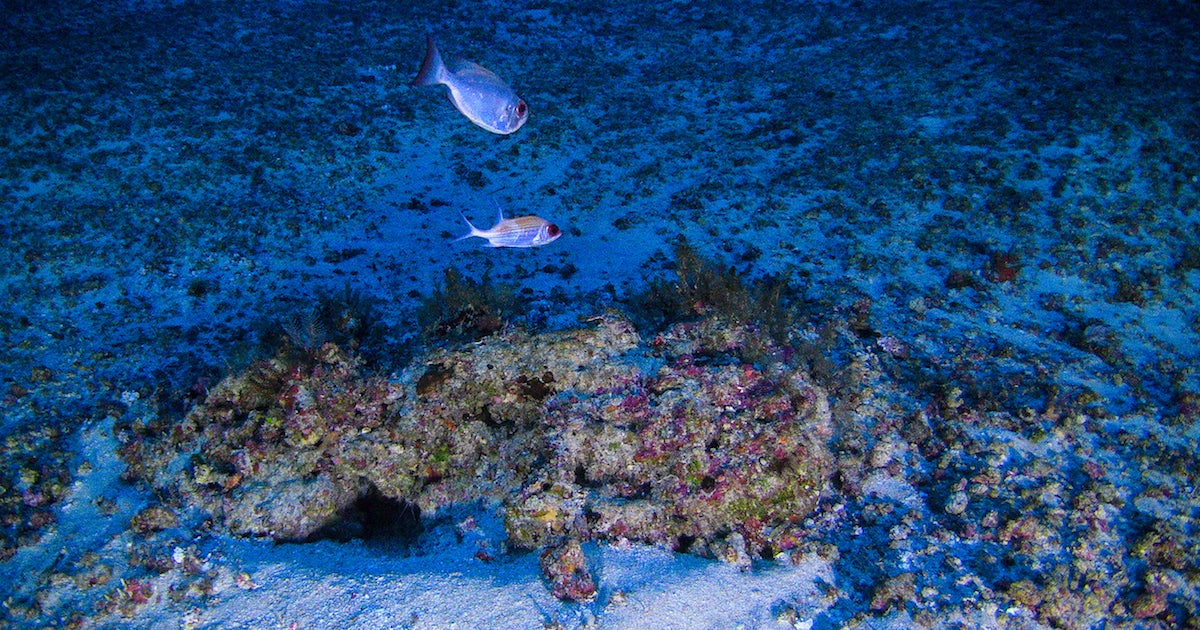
[490,197,506,224]
[457,60,493,76]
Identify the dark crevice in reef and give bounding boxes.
[308,486,423,545]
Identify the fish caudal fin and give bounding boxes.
[454,211,482,242]
[411,35,446,87]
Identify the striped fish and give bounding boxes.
[457,208,561,248]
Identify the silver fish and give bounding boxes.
[411,35,529,135]
[457,208,561,248]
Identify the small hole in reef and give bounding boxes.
[309,486,422,545]
[674,534,696,553]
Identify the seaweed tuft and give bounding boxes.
[268,283,388,368]
[417,267,525,343]
[315,283,386,356]
[627,239,796,343]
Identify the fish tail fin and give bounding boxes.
[454,211,480,241]
[411,35,446,87]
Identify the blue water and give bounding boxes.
[2,0,1199,626]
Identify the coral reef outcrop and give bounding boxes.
[122,313,833,597]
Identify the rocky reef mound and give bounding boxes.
[120,313,834,599]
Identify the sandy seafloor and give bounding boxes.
[2,0,1199,627]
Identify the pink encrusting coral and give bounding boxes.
[121,313,833,597]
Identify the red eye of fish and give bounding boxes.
[516,100,528,117]
[547,224,560,237]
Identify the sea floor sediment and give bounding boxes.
[2,0,1198,627]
